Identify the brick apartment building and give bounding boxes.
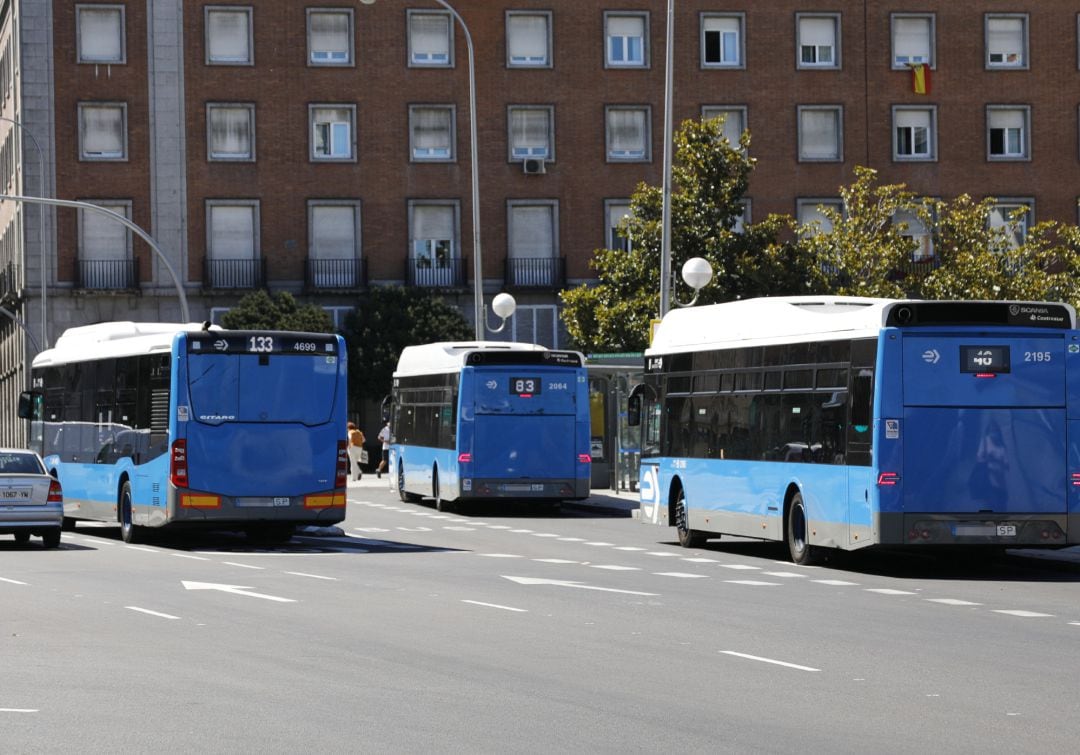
[0,0,1078,442]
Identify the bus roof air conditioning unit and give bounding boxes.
[523,158,546,175]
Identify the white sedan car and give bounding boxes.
[0,449,62,548]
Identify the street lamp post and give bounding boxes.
[658,0,675,319]
[0,117,48,349]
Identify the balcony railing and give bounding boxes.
[406,255,467,288]
[505,256,566,289]
[75,258,140,291]
[202,257,266,290]
[889,255,941,281]
[305,257,367,291]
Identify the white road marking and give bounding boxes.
[585,541,615,546]
[125,545,157,553]
[509,529,533,534]
[0,709,38,713]
[462,600,527,613]
[531,533,560,538]
[284,571,338,581]
[172,554,210,561]
[725,580,783,586]
[503,575,659,596]
[614,546,647,551]
[0,577,28,585]
[721,650,820,672]
[926,598,982,606]
[682,557,718,563]
[353,527,390,533]
[487,525,512,530]
[559,537,586,542]
[1069,622,1080,626]
[993,610,1054,618]
[396,526,432,532]
[223,562,265,570]
[126,606,180,620]
[443,526,476,531]
[720,564,760,570]
[646,551,681,557]
[182,580,296,603]
[591,564,640,571]
[477,553,523,558]
[655,572,709,579]
[533,558,578,564]
[814,579,859,586]
[762,571,807,578]
[865,588,917,595]
[428,515,450,520]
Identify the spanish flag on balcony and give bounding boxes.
[911,64,931,95]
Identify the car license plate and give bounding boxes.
[997,524,1017,537]
[0,487,31,502]
[236,497,291,508]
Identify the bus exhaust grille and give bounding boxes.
[150,389,170,432]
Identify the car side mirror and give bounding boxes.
[17,391,36,420]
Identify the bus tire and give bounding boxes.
[41,528,61,549]
[433,469,450,512]
[246,524,294,545]
[786,492,820,565]
[675,488,707,548]
[398,462,422,503]
[119,482,141,544]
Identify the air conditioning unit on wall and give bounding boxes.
[522,158,546,175]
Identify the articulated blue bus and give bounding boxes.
[389,342,591,510]
[632,297,1080,563]
[20,322,348,543]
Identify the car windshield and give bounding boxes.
[0,453,44,474]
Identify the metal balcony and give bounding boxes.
[202,257,266,290]
[304,257,367,291]
[406,255,467,288]
[504,256,566,290]
[74,258,140,291]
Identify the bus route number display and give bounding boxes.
[510,377,541,396]
[961,345,1010,373]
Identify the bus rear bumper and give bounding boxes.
[880,512,1072,546]
[159,487,347,527]
[461,478,589,500]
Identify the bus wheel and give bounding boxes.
[675,488,706,548]
[786,492,819,565]
[433,469,450,512]
[398,463,422,503]
[119,482,141,544]
[246,525,294,545]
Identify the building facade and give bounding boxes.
[1,0,1079,443]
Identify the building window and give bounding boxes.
[797,14,839,69]
[207,103,255,161]
[409,105,455,161]
[606,200,632,252]
[988,200,1032,249]
[206,201,259,288]
[797,106,842,162]
[77,5,125,64]
[702,106,747,147]
[308,201,361,288]
[310,105,356,161]
[735,200,751,232]
[409,202,459,287]
[508,106,554,161]
[509,304,560,348]
[893,208,934,261]
[986,14,1027,69]
[987,106,1030,160]
[77,200,132,289]
[893,106,936,161]
[78,103,127,160]
[605,12,647,68]
[308,9,353,66]
[506,11,551,67]
[508,202,558,287]
[408,11,452,67]
[205,6,253,65]
[701,14,744,68]
[891,14,934,68]
[606,106,650,161]
[797,199,842,235]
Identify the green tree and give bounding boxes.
[340,286,471,404]
[220,290,335,332]
[560,117,818,353]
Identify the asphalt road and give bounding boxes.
[2,478,1079,753]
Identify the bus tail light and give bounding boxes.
[877,472,900,486]
[47,479,63,504]
[170,440,188,488]
[578,454,592,464]
[1071,473,1080,487]
[458,453,472,463]
[335,441,348,489]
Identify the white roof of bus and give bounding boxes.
[394,341,551,377]
[648,296,893,355]
[33,322,217,367]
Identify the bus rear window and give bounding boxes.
[187,353,339,424]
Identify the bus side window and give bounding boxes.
[850,369,873,431]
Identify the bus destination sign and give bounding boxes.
[960,345,1010,374]
[186,333,338,356]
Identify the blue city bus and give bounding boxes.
[19,322,348,543]
[389,342,591,510]
[631,297,1080,564]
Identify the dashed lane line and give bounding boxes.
[591,565,640,571]
[223,562,265,570]
[462,600,528,613]
[614,546,647,551]
[762,571,807,578]
[865,588,918,595]
[813,579,860,586]
[993,610,1055,618]
[0,709,39,713]
[655,572,709,579]
[719,564,760,570]
[926,598,982,606]
[477,553,524,558]
[126,606,180,620]
[125,546,158,553]
[721,650,820,672]
[172,554,211,561]
[284,571,338,581]
[725,580,783,586]
[533,558,578,564]
[645,551,681,557]
[0,577,28,586]
[682,557,719,563]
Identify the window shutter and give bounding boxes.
[312,206,356,259]
[79,8,122,62]
[800,17,835,47]
[895,109,930,130]
[893,17,930,62]
[508,15,547,61]
[310,12,350,58]
[413,206,453,244]
[412,14,449,57]
[210,206,255,259]
[208,11,249,61]
[511,110,549,150]
[210,108,251,157]
[81,107,124,155]
[81,205,128,261]
[609,110,645,152]
[413,108,450,151]
[608,16,643,38]
[510,206,553,259]
[988,109,1023,130]
[987,18,1022,59]
[800,110,839,158]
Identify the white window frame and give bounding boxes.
[605,106,651,162]
[700,13,745,69]
[988,199,1033,249]
[309,104,357,162]
[797,198,843,235]
[205,6,254,66]
[206,103,256,162]
[985,14,1028,70]
[797,105,843,162]
[507,106,554,162]
[605,199,633,253]
[892,207,935,261]
[76,4,126,64]
[307,8,354,67]
[890,13,934,69]
[409,105,456,162]
[78,102,128,161]
[506,10,552,68]
[509,304,561,349]
[986,105,1030,161]
[604,12,648,69]
[408,10,453,67]
[408,200,461,285]
[892,106,937,161]
[205,199,260,261]
[796,13,840,70]
[701,105,748,147]
[308,200,362,287]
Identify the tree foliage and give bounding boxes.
[340,286,471,403]
[560,117,818,353]
[220,290,335,333]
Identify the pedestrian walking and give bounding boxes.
[347,422,366,481]
[376,420,391,478]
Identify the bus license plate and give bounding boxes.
[236,497,291,507]
[997,525,1017,537]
